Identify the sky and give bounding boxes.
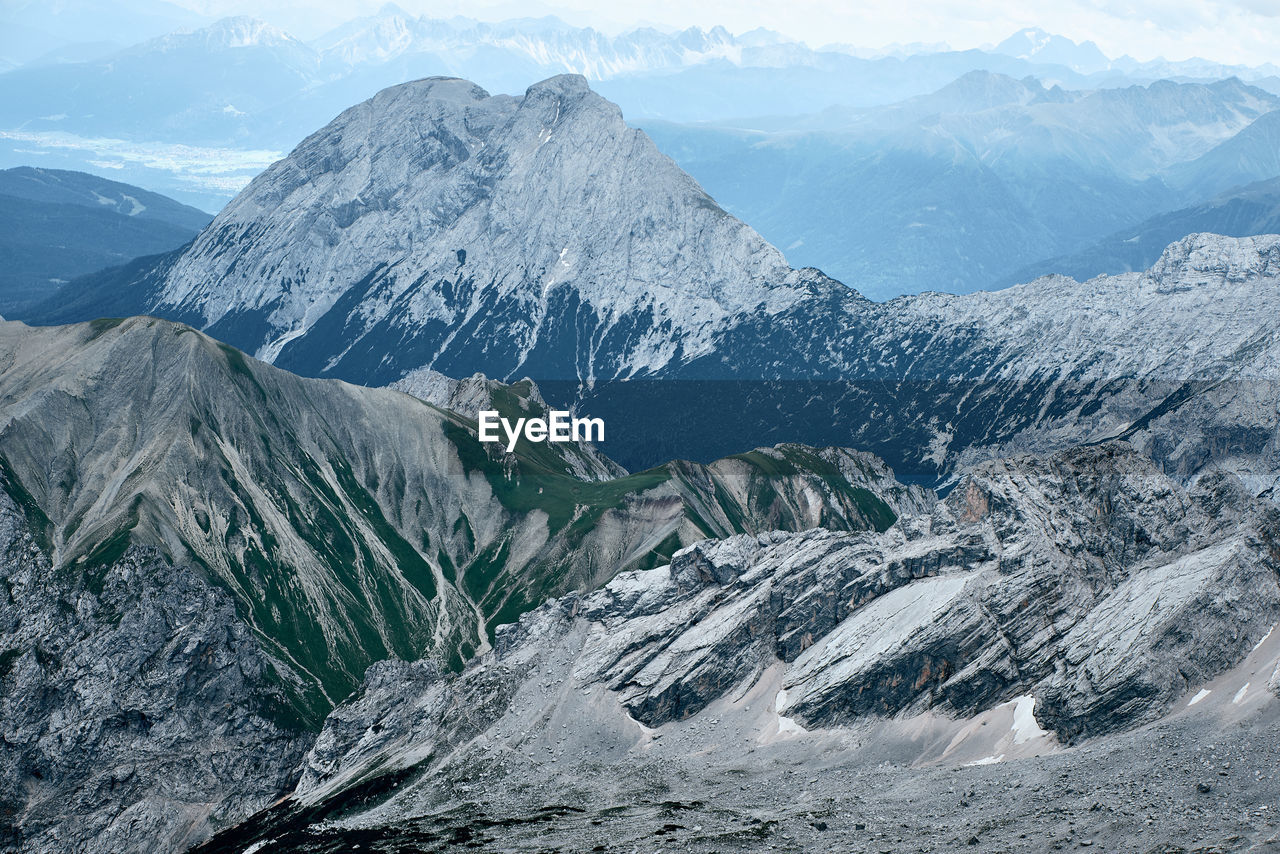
[162,0,1280,66]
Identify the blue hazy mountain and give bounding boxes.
[0,18,320,146]
[1001,176,1280,284]
[992,27,1110,74]
[5,11,1277,149]
[0,167,210,316]
[0,15,1157,212]
[0,14,1102,148]
[1165,109,1280,200]
[643,74,1279,297]
[0,0,205,67]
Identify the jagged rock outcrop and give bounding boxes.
[194,442,1280,851]
[0,489,309,854]
[512,443,1280,738]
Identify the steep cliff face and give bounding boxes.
[192,442,1279,852]
[0,489,310,854]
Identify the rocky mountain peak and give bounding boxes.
[127,73,807,384]
[523,71,595,102]
[152,16,306,52]
[1147,231,1280,286]
[929,69,1052,111]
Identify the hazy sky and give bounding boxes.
[167,0,1280,66]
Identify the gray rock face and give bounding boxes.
[0,316,933,851]
[0,488,309,854]
[503,443,1280,740]
[188,443,1280,852]
[9,73,1280,854]
[0,316,921,724]
[689,231,1280,490]
[82,74,813,386]
[207,442,1278,851]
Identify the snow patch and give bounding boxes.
[1232,683,1249,705]
[925,427,953,466]
[1187,688,1211,706]
[772,687,806,735]
[1010,695,1047,744]
[258,324,310,363]
[776,715,806,735]
[1253,625,1274,653]
[967,753,1005,766]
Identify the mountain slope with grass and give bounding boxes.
[0,314,927,852]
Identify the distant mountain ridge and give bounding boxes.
[5,11,1279,149]
[0,166,211,230]
[645,73,1280,297]
[0,167,209,316]
[1003,176,1280,284]
[1166,108,1280,199]
[992,27,1109,74]
[7,13,1280,281]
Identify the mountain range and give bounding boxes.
[645,72,1280,296]
[5,11,1280,215]
[0,0,203,68]
[37,76,1280,495]
[1005,175,1280,283]
[5,307,1278,851]
[192,443,1280,852]
[7,15,1280,296]
[0,313,924,851]
[13,13,1278,149]
[4,66,1280,853]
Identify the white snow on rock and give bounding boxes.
[1011,696,1047,744]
